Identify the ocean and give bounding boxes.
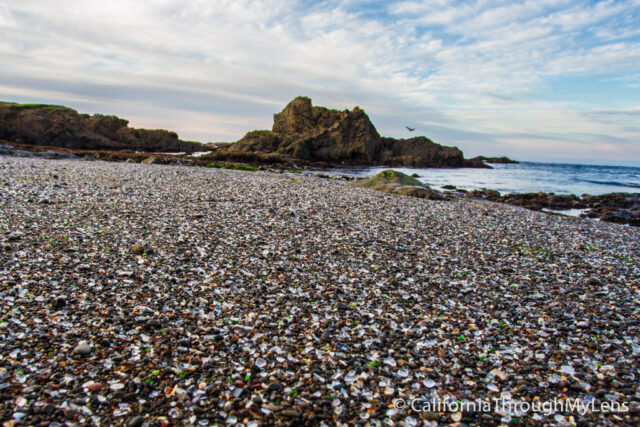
[326,161,640,196]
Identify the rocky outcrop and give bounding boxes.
[349,170,446,200]
[469,156,519,164]
[0,102,205,153]
[468,188,640,226]
[224,97,479,168]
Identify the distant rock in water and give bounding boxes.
[349,170,446,200]
[469,155,519,164]
[0,102,204,153]
[224,97,485,168]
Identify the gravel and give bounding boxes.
[1,156,639,425]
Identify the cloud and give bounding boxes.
[0,0,639,164]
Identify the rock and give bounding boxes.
[52,297,66,309]
[267,382,283,392]
[128,416,145,427]
[220,97,475,168]
[132,244,145,254]
[141,156,159,165]
[74,342,92,355]
[8,231,24,241]
[466,189,640,227]
[337,302,349,311]
[146,319,162,329]
[0,102,206,153]
[86,383,103,392]
[348,170,446,200]
[468,155,519,164]
[280,409,301,418]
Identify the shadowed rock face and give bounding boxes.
[0,102,203,153]
[228,97,472,167]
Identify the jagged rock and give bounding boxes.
[0,102,205,153]
[227,97,474,168]
[349,170,446,200]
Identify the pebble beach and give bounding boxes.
[1,156,639,426]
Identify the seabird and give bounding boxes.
[406,126,415,132]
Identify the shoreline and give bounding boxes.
[1,156,639,425]
[2,142,639,227]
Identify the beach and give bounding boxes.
[1,156,639,425]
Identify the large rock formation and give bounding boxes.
[0,102,204,153]
[227,97,476,167]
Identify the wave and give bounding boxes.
[577,178,640,188]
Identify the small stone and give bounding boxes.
[128,416,145,427]
[146,319,162,329]
[337,302,349,311]
[8,231,23,241]
[268,382,283,392]
[141,156,159,165]
[132,244,145,254]
[74,342,92,355]
[280,409,300,418]
[52,297,66,309]
[87,383,103,392]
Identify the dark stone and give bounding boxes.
[267,382,283,392]
[128,416,145,427]
[146,319,162,329]
[52,297,66,309]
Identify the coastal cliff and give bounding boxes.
[212,97,487,168]
[0,102,204,153]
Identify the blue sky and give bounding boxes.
[1,0,639,165]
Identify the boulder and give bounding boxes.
[349,170,446,200]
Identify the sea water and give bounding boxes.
[327,162,640,196]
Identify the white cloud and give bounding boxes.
[0,0,639,164]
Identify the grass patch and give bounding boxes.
[0,102,72,115]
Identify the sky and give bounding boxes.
[1,0,639,165]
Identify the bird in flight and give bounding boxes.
[406,126,415,132]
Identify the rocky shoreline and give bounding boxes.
[1,156,639,426]
[2,142,638,227]
[464,188,640,227]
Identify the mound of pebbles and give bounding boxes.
[0,156,639,426]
